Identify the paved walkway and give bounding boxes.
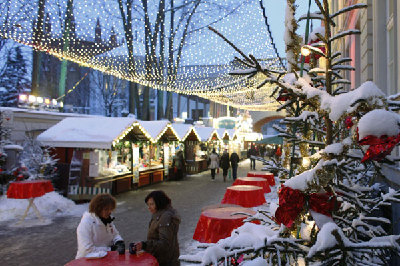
[0,159,263,266]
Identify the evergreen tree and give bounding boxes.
[0,46,30,106]
[182,2,400,265]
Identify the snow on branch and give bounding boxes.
[330,4,368,20]
[358,109,400,140]
[330,29,361,42]
[298,12,323,21]
[303,44,326,58]
[301,81,386,121]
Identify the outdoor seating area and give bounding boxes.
[193,170,275,243]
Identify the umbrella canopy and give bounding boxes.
[255,135,283,145]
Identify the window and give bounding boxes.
[386,0,395,95]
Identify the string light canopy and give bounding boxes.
[0,0,284,110]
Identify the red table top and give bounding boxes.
[247,171,275,186]
[193,205,256,243]
[65,251,158,266]
[233,177,271,193]
[221,185,266,207]
[7,179,54,199]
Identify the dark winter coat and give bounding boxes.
[144,205,181,266]
[248,147,258,158]
[220,153,230,170]
[230,152,239,167]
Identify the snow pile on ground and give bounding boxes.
[0,191,87,224]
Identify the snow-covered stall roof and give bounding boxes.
[217,128,230,140]
[171,123,193,140]
[36,117,136,149]
[226,129,236,140]
[171,123,200,142]
[138,120,180,142]
[195,126,220,142]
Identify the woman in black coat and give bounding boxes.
[220,150,230,182]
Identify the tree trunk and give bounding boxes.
[165,91,173,120]
[31,0,46,95]
[323,0,333,145]
[128,81,139,116]
[165,0,175,121]
[157,90,164,119]
[117,0,140,118]
[177,94,181,117]
[58,0,74,99]
[142,85,150,120]
[186,95,190,119]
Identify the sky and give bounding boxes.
[263,0,319,57]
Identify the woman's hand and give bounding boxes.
[135,242,143,251]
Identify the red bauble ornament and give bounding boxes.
[344,116,353,129]
[277,89,289,101]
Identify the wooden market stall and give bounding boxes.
[36,117,141,200]
[137,120,180,184]
[172,123,206,174]
[195,126,221,155]
[217,128,230,153]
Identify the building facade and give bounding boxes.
[329,0,399,96]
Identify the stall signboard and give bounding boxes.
[89,151,99,177]
[164,143,170,175]
[132,144,140,183]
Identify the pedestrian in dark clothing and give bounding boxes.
[230,152,239,180]
[248,145,257,170]
[172,150,185,180]
[134,190,181,266]
[259,145,266,159]
[220,150,230,182]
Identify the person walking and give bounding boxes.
[208,149,219,181]
[230,151,240,181]
[134,190,181,266]
[172,150,185,180]
[220,150,230,182]
[248,145,258,170]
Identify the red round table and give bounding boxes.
[221,185,266,207]
[247,171,275,186]
[7,179,54,223]
[193,205,257,243]
[65,251,158,266]
[233,177,271,193]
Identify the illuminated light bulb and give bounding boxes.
[301,46,311,57]
[44,98,51,105]
[36,97,44,104]
[302,157,311,168]
[19,94,28,102]
[28,95,36,103]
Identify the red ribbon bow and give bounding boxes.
[359,133,400,163]
[275,186,338,228]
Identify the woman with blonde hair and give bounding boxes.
[75,193,124,259]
